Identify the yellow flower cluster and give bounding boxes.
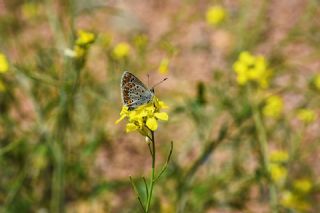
[0,53,9,92]
[158,58,170,74]
[65,30,96,59]
[281,190,310,211]
[263,95,283,118]
[233,51,272,88]
[206,6,226,26]
[113,42,130,60]
[312,74,320,90]
[0,53,9,73]
[296,109,317,124]
[116,97,169,136]
[269,150,288,186]
[281,178,313,212]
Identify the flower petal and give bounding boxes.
[146,117,158,131]
[126,123,138,132]
[154,112,169,121]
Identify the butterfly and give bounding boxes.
[121,71,155,110]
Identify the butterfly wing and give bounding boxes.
[121,71,154,110]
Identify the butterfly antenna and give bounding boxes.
[147,73,150,88]
[152,77,168,89]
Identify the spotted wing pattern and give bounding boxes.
[121,71,154,110]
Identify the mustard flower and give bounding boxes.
[206,6,226,26]
[263,95,283,118]
[297,109,317,124]
[113,42,130,59]
[269,163,287,186]
[293,178,312,194]
[116,96,169,136]
[270,150,289,164]
[75,30,96,46]
[281,190,311,211]
[313,74,320,90]
[0,53,9,73]
[158,58,170,74]
[233,51,272,88]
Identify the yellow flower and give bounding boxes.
[263,95,283,118]
[293,178,312,194]
[113,42,130,59]
[233,51,272,88]
[297,109,317,124]
[206,6,226,26]
[270,150,289,163]
[116,96,169,136]
[0,53,9,73]
[313,74,320,90]
[158,58,170,74]
[281,190,311,211]
[269,164,287,185]
[76,30,96,46]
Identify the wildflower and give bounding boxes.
[113,42,130,59]
[293,178,312,194]
[75,30,96,46]
[206,6,226,26]
[313,74,320,90]
[297,109,317,124]
[281,190,310,211]
[263,95,283,118]
[269,163,287,185]
[0,53,9,73]
[158,58,170,74]
[233,51,272,88]
[116,96,169,136]
[270,150,289,164]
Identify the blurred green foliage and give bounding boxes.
[0,0,320,212]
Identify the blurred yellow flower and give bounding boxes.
[158,58,170,74]
[0,53,9,73]
[263,95,283,118]
[116,96,168,136]
[297,109,317,124]
[293,178,312,194]
[113,42,130,59]
[76,30,96,46]
[270,150,289,163]
[233,51,272,88]
[269,164,287,185]
[206,6,226,26]
[313,74,320,90]
[281,190,311,211]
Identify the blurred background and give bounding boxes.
[0,0,320,212]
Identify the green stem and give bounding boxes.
[146,131,156,212]
[248,86,278,213]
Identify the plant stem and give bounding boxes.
[248,86,278,213]
[146,131,156,212]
